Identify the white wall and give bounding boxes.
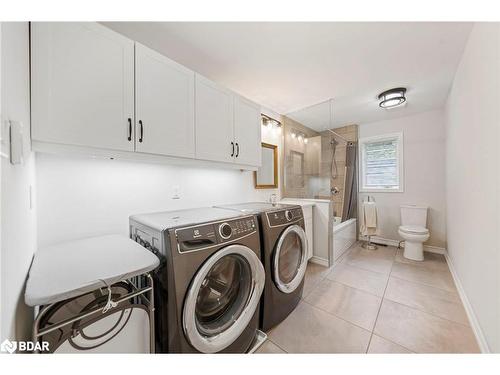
[445,23,500,353]
[37,154,270,246]
[358,109,447,248]
[0,22,37,342]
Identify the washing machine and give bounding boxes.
[215,203,308,332]
[129,208,265,353]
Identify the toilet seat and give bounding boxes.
[398,225,429,235]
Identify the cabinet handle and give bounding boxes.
[139,120,143,143]
[127,118,132,141]
[235,142,240,158]
[231,141,234,157]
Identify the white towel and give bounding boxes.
[360,201,378,236]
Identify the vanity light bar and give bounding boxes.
[261,114,282,128]
[290,129,308,143]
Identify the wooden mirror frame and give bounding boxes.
[254,142,278,189]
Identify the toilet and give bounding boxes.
[398,205,430,261]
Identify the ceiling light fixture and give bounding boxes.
[378,87,407,109]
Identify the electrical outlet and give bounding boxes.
[172,185,181,200]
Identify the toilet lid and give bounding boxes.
[399,225,429,235]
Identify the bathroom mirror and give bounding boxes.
[254,143,278,189]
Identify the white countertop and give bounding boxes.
[280,198,322,208]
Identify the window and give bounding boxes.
[359,132,404,192]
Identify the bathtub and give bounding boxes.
[333,217,357,261]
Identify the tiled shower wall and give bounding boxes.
[282,116,321,198]
[283,115,358,213]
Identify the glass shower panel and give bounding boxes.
[283,99,358,223]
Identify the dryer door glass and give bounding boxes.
[273,225,308,294]
[183,244,265,353]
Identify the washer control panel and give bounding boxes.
[175,216,257,252]
[217,217,257,242]
[267,207,303,227]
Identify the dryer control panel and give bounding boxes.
[175,216,257,253]
[266,207,303,227]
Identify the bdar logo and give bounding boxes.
[1,339,17,354]
[0,339,49,353]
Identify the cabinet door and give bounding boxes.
[135,43,195,158]
[233,95,262,167]
[31,22,134,151]
[195,75,234,163]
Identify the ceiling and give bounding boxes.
[103,22,472,129]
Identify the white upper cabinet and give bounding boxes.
[195,75,262,167]
[135,43,195,158]
[195,75,235,163]
[31,22,262,169]
[233,95,262,167]
[31,23,135,151]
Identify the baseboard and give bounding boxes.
[360,236,447,255]
[309,256,329,267]
[445,253,490,353]
[423,245,447,255]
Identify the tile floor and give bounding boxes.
[257,242,480,354]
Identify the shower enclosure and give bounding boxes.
[283,99,358,265]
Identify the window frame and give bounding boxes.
[358,132,404,193]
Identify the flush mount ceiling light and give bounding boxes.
[378,87,407,109]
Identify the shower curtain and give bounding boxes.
[341,142,358,222]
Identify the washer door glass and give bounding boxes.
[273,225,307,294]
[195,254,251,336]
[183,245,265,353]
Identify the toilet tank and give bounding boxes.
[400,205,428,227]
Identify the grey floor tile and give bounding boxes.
[385,277,469,325]
[268,301,371,353]
[327,263,389,297]
[302,262,332,298]
[342,245,395,275]
[395,249,449,271]
[255,340,287,354]
[391,261,456,292]
[367,335,413,353]
[374,300,479,353]
[304,279,382,330]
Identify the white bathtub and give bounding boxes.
[333,217,357,261]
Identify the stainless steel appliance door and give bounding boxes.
[182,244,264,353]
[273,225,308,293]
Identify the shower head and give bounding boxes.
[330,138,338,146]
